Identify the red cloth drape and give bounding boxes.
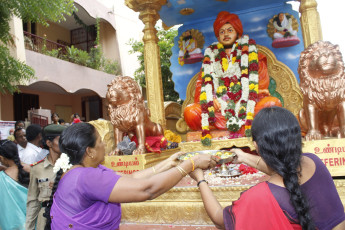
[223,182,302,230]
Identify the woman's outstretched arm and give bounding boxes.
[189,168,225,229]
[119,152,182,179]
[108,154,218,203]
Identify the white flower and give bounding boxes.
[241,78,249,101]
[201,113,209,127]
[205,84,213,102]
[218,97,228,116]
[249,45,257,53]
[249,72,259,82]
[241,54,248,68]
[242,35,249,44]
[204,47,213,56]
[247,100,256,113]
[204,64,212,75]
[53,153,73,173]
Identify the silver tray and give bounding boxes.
[178,150,235,162]
[216,171,242,178]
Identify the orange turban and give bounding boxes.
[213,11,243,38]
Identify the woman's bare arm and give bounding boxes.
[109,154,218,203]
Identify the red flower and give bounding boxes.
[238,112,246,119]
[208,117,216,124]
[239,164,258,174]
[249,39,256,45]
[248,92,258,100]
[201,103,209,112]
[219,51,227,59]
[249,62,259,72]
[245,119,253,126]
[204,81,213,86]
[222,77,231,87]
[228,109,235,116]
[242,50,249,55]
[230,76,238,84]
[202,130,211,136]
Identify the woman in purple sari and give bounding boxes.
[43,122,218,230]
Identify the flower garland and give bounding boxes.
[200,35,259,146]
[53,153,73,173]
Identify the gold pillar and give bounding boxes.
[125,0,167,128]
[299,0,323,48]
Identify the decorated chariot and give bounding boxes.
[93,0,345,226]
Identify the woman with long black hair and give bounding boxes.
[190,107,345,230]
[0,140,30,230]
[44,122,219,229]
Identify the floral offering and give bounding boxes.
[200,35,259,146]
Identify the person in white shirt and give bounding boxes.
[14,128,27,161]
[22,124,43,164]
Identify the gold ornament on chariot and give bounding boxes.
[180,8,194,15]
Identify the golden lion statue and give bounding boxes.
[106,76,163,155]
[298,41,345,140]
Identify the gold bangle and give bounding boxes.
[255,157,262,169]
[176,165,187,177]
[179,165,188,176]
[152,166,156,174]
[189,158,195,171]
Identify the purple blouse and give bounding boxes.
[268,153,345,230]
[51,165,121,230]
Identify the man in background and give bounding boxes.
[14,128,27,161]
[21,124,44,164]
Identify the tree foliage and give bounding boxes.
[0,0,75,94]
[128,26,181,103]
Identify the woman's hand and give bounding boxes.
[166,151,183,168]
[189,168,204,182]
[193,154,219,170]
[230,148,250,164]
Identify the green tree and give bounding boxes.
[128,26,181,103]
[0,0,75,94]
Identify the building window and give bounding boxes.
[71,25,97,52]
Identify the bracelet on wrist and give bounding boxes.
[189,158,195,171]
[255,157,262,169]
[176,165,187,177]
[197,179,208,187]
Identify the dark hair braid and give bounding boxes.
[44,169,63,230]
[12,153,30,187]
[252,107,315,230]
[0,140,29,187]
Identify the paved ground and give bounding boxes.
[119,223,218,230]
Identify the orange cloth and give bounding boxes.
[213,11,243,38]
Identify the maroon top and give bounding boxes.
[268,153,345,230]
